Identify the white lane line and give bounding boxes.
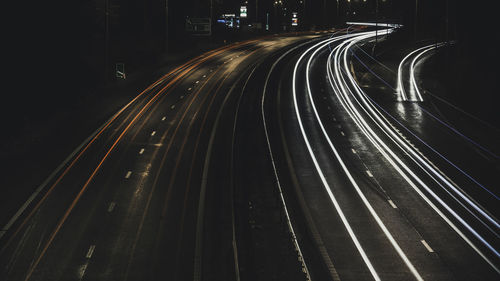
[308,32,423,280]
[151,131,156,136]
[125,171,132,179]
[322,34,424,281]
[161,116,166,121]
[335,52,500,274]
[336,33,500,272]
[139,148,145,155]
[171,105,176,109]
[195,80,199,84]
[294,37,380,281]
[420,240,434,253]
[107,202,116,212]
[188,87,192,91]
[388,200,398,209]
[366,170,374,177]
[351,148,357,154]
[333,117,337,121]
[340,131,345,136]
[180,95,184,99]
[262,43,315,281]
[203,75,206,78]
[86,245,96,258]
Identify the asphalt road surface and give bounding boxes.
[1,26,499,281]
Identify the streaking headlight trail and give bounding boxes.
[326,26,500,273]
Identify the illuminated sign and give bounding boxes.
[185,18,212,36]
[240,6,247,18]
[292,12,298,26]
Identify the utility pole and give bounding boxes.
[323,0,327,28]
[104,0,110,83]
[256,0,258,21]
[375,0,378,44]
[210,0,213,30]
[165,0,169,52]
[336,0,339,22]
[445,0,449,44]
[373,0,379,56]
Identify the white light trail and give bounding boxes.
[293,34,382,281]
[398,42,447,101]
[327,29,500,273]
[304,33,423,281]
[345,37,500,232]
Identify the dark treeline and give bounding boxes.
[2,0,498,135]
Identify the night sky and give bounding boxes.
[2,0,498,130]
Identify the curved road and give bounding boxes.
[1,27,499,281]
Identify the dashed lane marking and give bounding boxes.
[86,245,96,259]
[388,200,397,209]
[421,240,434,253]
[107,202,116,212]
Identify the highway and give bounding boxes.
[1,26,499,281]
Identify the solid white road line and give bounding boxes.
[337,34,500,268]
[262,40,319,281]
[310,33,423,281]
[294,35,381,281]
[330,30,500,273]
